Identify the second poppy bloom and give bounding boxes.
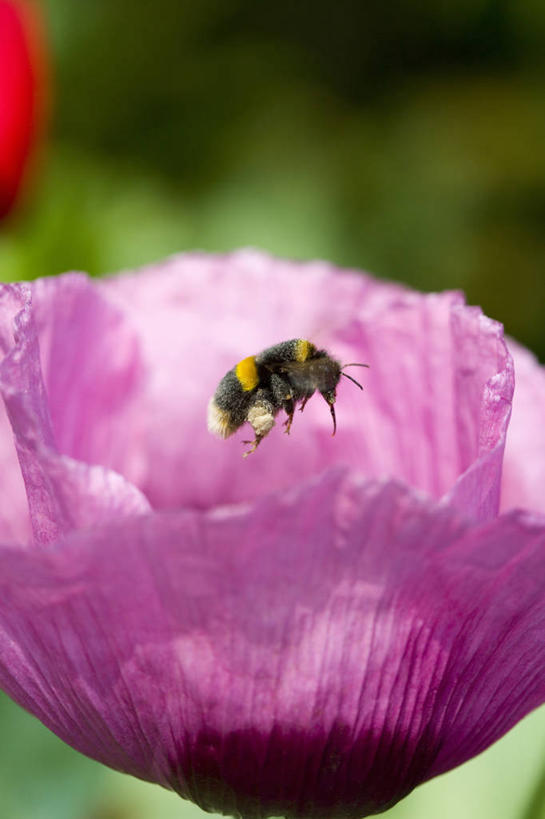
[0,0,47,218]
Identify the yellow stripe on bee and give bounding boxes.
[295,339,313,362]
[235,355,259,391]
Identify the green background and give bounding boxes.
[1,1,545,816]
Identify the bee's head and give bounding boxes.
[320,361,369,436]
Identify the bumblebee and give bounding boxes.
[207,339,367,457]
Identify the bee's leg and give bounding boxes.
[299,394,311,413]
[270,374,292,404]
[282,398,295,434]
[242,397,275,457]
[269,374,296,435]
[242,435,263,457]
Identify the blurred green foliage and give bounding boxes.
[1,2,545,817]
[1,0,544,357]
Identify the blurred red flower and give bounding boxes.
[0,0,47,219]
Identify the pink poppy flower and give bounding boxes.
[1,250,544,819]
[0,0,47,218]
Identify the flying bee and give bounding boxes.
[207,339,368,457]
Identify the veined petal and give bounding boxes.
[30,273,148,484]
[0,471,544,818]
[104,251,513,521]
[0,282,150,545]
[501,339,545,514]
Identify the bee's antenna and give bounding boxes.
[342,363,370,369]
[341,371,364,390]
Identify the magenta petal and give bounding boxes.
[0,383,29,543]
[30,273,147,475]
[351,295,513,522]
[501,339,545,514]
[0,253,543,819]
[0,282,150,545]
[1,471,544,818]
[443,309,514,521]
[103,251,512,520]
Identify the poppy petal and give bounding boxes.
[501,339,545,514]
[103,251,513,522]
[0,281,150,545]
[0,471,544,817]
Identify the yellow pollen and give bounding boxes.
[295,339,313,362]
[235,355,259,391]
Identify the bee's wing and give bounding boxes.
[265,360,313,392]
